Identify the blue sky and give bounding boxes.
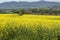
[0,0,60,3]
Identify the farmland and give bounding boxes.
[0,14,60,40]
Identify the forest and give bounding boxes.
[0,8,60,15]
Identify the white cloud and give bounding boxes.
[18,0,39,2]
[45,0,60,2]
[0,0,60,3]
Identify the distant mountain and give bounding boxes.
[0,1,60,9]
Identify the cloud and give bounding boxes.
[45,0,60,2]
[18,0,39,2]
[0,0,60,3]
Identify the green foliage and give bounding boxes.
[0,8,60,15]
[0,23,60,40]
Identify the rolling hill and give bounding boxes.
[0,1,60,9]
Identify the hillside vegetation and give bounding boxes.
[0,8,60,15]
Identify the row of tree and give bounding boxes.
[0,8,60,15]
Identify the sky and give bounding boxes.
[0,0,60,3]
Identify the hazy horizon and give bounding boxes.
[0,0,60,3]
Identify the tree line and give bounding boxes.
[0,8,60,15]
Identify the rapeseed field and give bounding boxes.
[0,14,60,40]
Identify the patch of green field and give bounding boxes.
[0,14,60,40]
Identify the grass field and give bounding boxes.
[0,14,60,40]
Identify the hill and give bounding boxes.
[0,1,60,9]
